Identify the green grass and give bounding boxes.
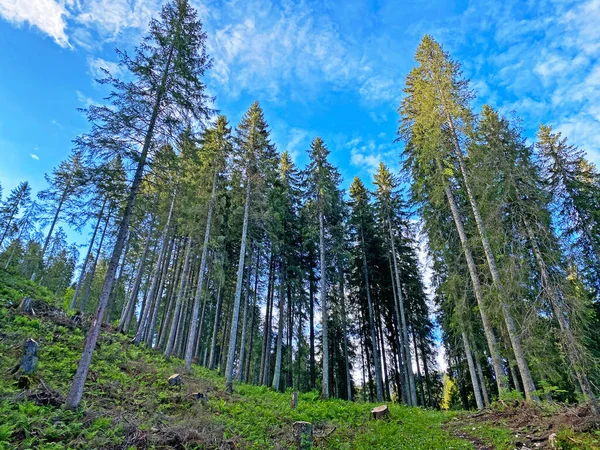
[0,268,475,449]
[2,267,596,449]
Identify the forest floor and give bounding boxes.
[1,268,599,450]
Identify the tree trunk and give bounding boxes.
[209,278,223,370]
[184,169,218,372]
[319,206,329,399]
[31,187,68,281]
[80,208,112,312]
[523,217,600,415]
[388,219,417,406]
[413,330,426,406]
[119,226,154,333]
[260,252,275,385]
[72,198,106,309]
[309,265,316,389]
[462,330,484,410]
[157,237,183,349]
[238,246,256,382]
[338,262,352,400]
[135,189,177,344]
[272,266,285,391]
[475,354,490,407]
[438,158,508,396]
[361,230,384,402]
[389,256,408,404]
[145,232,175,345]
[165,237,192,358]
[446,118,537,401]
[225,179,251,393]
[106,229,131,324]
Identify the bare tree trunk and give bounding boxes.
[272,267,285,391]
[32,187,69,281]
[165,237,192,358]
[319,206,329,399]
[388,219,417,405]
[338,262,352,400]
[309,266,316,389]
[419,338,433,407]
[80,208,112,312]
[135,190,177,344]
[389,256,408,404]
[185,169,218,372]
[413,331,426,406]
[523,217,600,415]
[238,246,255,382]
[72,198,106,309]
[462,330,484,410]
[438,158,508,396]
[260,252,275,384]
[157,237,183,349]
[106,229,131,324]
[145,232,175,345]
[360,230,383,401]
[225,180,251,393]
[209,277,223,370]
[475,354,490,407]
[243,248,260,382]
[446,119,537,401]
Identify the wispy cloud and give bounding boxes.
[30,153,40,160]
[0,0,72,47]
[87,56,122,80]
[75,90,99,108]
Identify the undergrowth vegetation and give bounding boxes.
[0,268,598,449]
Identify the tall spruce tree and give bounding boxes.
[66,0,212,409]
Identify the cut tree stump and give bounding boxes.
[168,373,182,387]
[371,405,389,420]
[293,421,313,449]
[291,391,298,409]
[21,338,39,374]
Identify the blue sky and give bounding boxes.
[1,0,599,199]
[1,0,598,372]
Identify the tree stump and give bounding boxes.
[192,392,208,405]
[21,338,39,374]
[168,373,182,387]
[371,405,389,420]
[291,391,298,409]
[293,421,313,450]
[19,298,34,315]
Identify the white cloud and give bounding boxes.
[206,1,371,101]
[87,56,122,80]
[30,154,40,160]
[359,76,399,104]
[75,90,99,108]
[74,0,161,39]
[0,0,72,47]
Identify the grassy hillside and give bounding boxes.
[0,268,598,449]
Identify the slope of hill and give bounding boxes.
[1,268,598,450]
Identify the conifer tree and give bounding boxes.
[348,177,384,402]
[225,102,276,393]
[0,181,31,248]
[304,137,342,399]
[66,0,212,409]
[536,125,600,292]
